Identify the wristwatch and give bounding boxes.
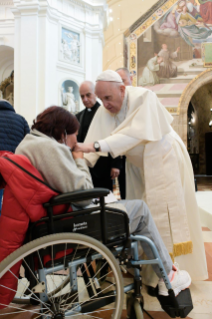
[93,141,100,152]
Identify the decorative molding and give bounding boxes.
[0,37,5,45]
[53,0,106,11]
[56,61,85,74]
[128,0,167,34]
[0,1,13,5]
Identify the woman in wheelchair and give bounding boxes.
[14,106,191,295]
[0,106,192,319]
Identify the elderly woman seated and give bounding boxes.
[15,106,191,297]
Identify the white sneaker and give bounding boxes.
[158,263,191,296]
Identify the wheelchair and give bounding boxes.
[0,188,193,319]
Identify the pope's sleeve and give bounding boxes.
[99,134,140,158]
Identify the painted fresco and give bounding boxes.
[125,0,212,114]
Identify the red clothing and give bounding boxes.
[0,151,67,308]
[200,2,212,24]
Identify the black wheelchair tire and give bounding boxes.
[0,233,124,319]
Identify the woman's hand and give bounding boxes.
[73,143,95,153]
[72,151,84,159]
[110,168,120,179]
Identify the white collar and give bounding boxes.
[114,90,128,127]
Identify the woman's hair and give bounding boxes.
[32,106,80,141]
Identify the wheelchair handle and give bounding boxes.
[43,188,110,207]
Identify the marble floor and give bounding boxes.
[0,177,212,319]
[196,176,212,192]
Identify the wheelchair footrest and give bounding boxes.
[156,288,193,318]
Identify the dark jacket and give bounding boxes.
[0,101,30,153]
[76,102,123,190]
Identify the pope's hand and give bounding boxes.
[73,143,95,153]
[110,168,120,179]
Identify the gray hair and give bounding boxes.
[116,67,131,76]
[79,81,95,93]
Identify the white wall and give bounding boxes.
[0,0,107,124]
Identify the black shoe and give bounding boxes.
[146,285,158,297]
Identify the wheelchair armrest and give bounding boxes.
[44,188,110,207]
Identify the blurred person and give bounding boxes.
[77,81,124,197]
[116,67,133,86]
[0,99,30,214]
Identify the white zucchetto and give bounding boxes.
[96,70,123,83]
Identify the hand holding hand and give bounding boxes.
[110,168,120,180]
[73,143,95,153]
[72,151,83,159]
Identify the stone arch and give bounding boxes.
[0,45,14,82]
[178,68,212,146]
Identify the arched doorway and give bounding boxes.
[178,68,212,145]
[178,69,212,175]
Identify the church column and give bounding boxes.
[12,0,48,125]
[83,7,105,83]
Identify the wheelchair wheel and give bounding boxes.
[12,275,71,304]
[0,233,124,319]
[127,292,144,319]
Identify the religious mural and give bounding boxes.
[61,80,80,114]
[0,70,14,106]
[60,27,81,65]
[124,0,212,114]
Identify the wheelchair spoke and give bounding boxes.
[8,269,54,314]
[0,283,49,305]
[64,281,116,314]
[59,245,89,306]
[61,294,115,309]
[36,249,57,309]
[22,258,54,307]
[58,243,69,305]
[60,267,113,309]
[0,302,50,316]
[0,233,123,319]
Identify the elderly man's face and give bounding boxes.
[116,70,132,86]
[79,83,96,108]
[95,82,125,114]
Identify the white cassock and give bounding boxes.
[84,86,208,284]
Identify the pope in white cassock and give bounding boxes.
[75,70,208,285]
